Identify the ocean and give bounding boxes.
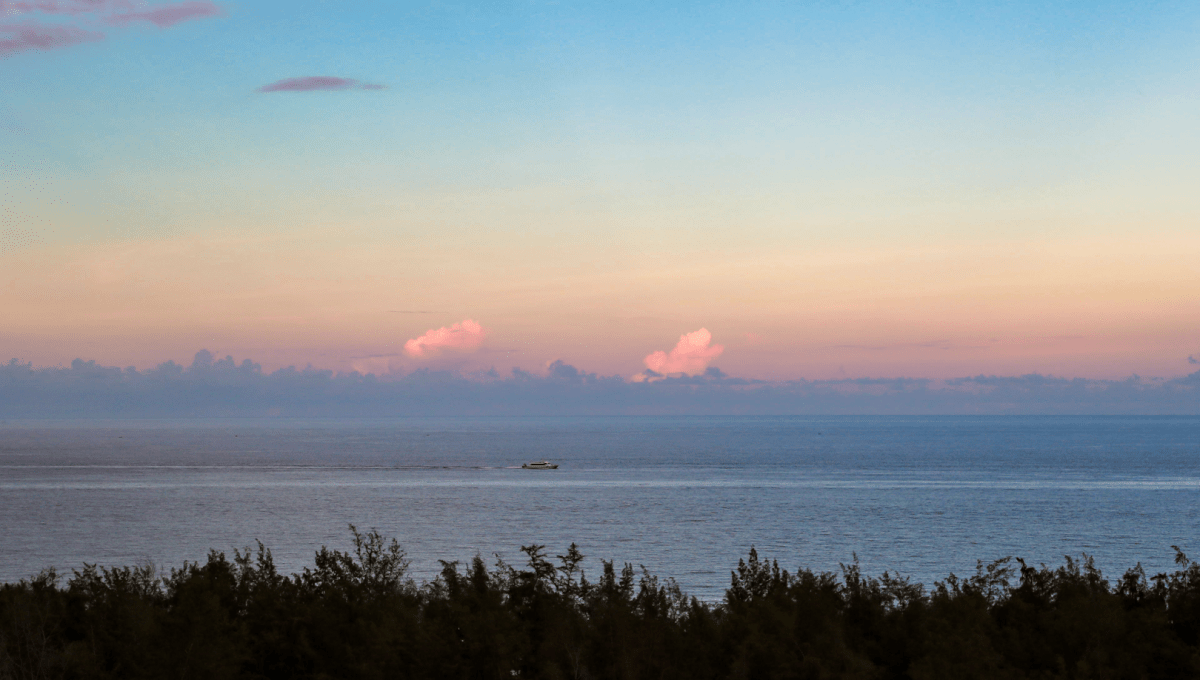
[1,416,1197,599]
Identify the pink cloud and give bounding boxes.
[644,328,725,375]
[1,0,221,56]
[259,76,356,92]
[0,21,102,54]
[2,1,131,17]
[258,76,383,92]
[105,1,222,28]
[404,319,486,358]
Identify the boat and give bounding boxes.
[521,461,559,470]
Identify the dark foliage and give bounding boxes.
[4,531,1200,679]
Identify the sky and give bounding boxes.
[3,0,1199,388]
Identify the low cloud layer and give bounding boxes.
[258,77,384,92]
[0,0,221,55]
[3,352,1199,417]
[643,328,724,376]
[404,319,486,358]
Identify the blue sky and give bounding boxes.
[3,0,1199,384]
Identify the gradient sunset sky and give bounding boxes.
[3,0,1198,381]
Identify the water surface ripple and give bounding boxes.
[1,416,1197,599]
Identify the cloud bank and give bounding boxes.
[0,0,221,55]
[258,77,384,92]
[404,319,486,358]
[3,352,1200,417]
[641,328,724,377]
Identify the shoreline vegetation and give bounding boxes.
[3,528,1200,679]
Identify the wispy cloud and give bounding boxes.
[0,21,102,54]
[258,76,385,93]
[643,328,724,376]
[2,1,128,16]
[349,354,399,376]
[0,0,221,56]
[105,1,221,28]
[1190,355,1198,365]
[404,319,486,358]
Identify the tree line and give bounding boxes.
[3,527,1200,679]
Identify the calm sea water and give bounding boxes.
[1,416,1197,599]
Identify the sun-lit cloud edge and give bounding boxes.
[634,328,725,382]
[404,319,486,358]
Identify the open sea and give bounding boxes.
[1,416,1197,600]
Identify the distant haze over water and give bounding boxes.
[1,416,1197,600]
